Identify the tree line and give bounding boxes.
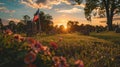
[0,11,119,36]
[0,11,54,36]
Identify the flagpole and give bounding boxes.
[38,8,41,35]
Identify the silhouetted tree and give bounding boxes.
[67,21,74,32]
[67,21,79,32]
[16,22,25,33]
[95,25,102,33]
[35,11,53,34]
[53,25,59,34]
[59,25,65,33]
[23,15,30,24]
[23,15,32,36]
[73,21,79,32]
[0,18,3,33]
[8,21,16,33]
[75,0,120,31]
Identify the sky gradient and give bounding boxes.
[0,0,119,26]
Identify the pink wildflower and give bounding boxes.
[24,51,36,64]
[13,34,25,42]
[75,60,84,67]
[52,56,61,67]
[41,46,48,51]
[32,41,43,53]
[19,37,25,42]
[44,50,51,56]
[34,41,42,48]
[50,41,58,50]
[60,56,69,67]
[4,29,13,35]
[27,38,36,44]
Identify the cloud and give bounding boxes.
[0,18,20,25]
[61,0,75,5]
[75,3,85,8]
[8,18,20,24]
[0,19,9,25]
[0,7,6,10]
[93,16,120,25]
[57,7,82,13]
[21,0,60,9]
[0,3,4,5]
[20,0,76,9]
[0,7,15,13]
[54,8,60,11]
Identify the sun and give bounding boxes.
[61,19,67,23]
[64,25,67,29]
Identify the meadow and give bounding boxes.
[0,31,120,67]
[35,32,120,67]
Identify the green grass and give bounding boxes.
[90,31,120,44]
[34,32,120,67]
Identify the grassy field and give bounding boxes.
[0,32,120,67]
[33,32,120,67]
[90,31,120,45]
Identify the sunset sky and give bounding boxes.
[0,0,119,26]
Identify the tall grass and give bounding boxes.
[90,31,120,44]
[35,33,120,67]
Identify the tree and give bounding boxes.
[67,21,79,32]
[74,21,79,31]
[59,25,65,33]
[23,15,31,36]
[36,11,45,32]
[0,18,3,28]
[67,21,74,32]
[0,18,3,32]
[36,11,53,33]
[16,22,25,33]
[8,21,16,32]
[43,14,53,34]
[75,0,120,31]
[23,15,30,24]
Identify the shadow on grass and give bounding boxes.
[90,32,120,45]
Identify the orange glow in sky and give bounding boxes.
[52,14,114,27]
[53,15,68,26]
[53,14,120,27]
